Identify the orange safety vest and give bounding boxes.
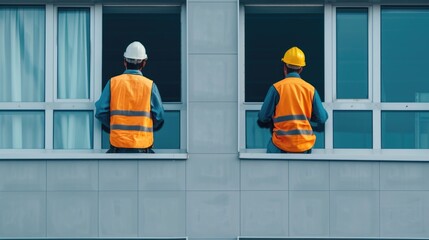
[110,74,154,148]
[272,77,316,152]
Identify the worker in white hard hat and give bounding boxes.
[95,41,165,153]
[258,46,328,153]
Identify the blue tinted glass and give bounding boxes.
[246,110,324,149]
[382,111,429,149]
[381,7,429,102]
[154,111,180,149]
[102,110,181,150]
[334,111,372,148]
[0,111,44,149]
[54,111,93,149]
[336,8,368,99]
[246,111,271,149]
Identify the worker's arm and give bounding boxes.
[258,86,279,128]
[151,83,165,131]
[310,90,328,132]
[95,80,111,129]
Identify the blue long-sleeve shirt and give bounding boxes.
[258,72,328,126]
[95,69,165,130]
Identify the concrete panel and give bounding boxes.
[0,192,46,237]
[380,191,429,238]
[289,191,329,237]
[189,54,238,102]
[99,160,138,191]
[187,191,239,237]
[47,191,98,237]
[99,191,138,237]
[187,154,239,190]
[289,161,329,190]
[47,160,98,191]
[139,191,186,237]
[138,160,185,190]
[330,191,379,237]
[0,161,46,191]
[188,2,237,53]
[189,102,237,153]
[241,160,288,190]
[380,162,429,190]
[330,161,380,190]
[241,191,288,236]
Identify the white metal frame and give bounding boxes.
[238,3,429,160]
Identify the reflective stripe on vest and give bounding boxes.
[272,77,316,152]
[110,74,154,148]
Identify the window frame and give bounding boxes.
[0,3,188,159]
[238,3,429,160]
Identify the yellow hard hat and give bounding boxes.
[281,46,306,68]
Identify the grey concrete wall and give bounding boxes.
[1,1,429,239]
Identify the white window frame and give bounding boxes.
[0,3,188,160]
[238,3,429,161]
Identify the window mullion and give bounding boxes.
[372,5,381,150]
[45,4,54,150]
[325,4,334,150]
[93,4,103,150]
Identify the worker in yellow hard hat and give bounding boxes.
[258,46,328,153]
[95,41,165,153]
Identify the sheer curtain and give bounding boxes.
[55,8,92,149]
[57,8,90,99]
[54,111,93,149]
[0,7,45,149]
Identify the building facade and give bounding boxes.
[1,0,429,239]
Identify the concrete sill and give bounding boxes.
[0,149,188,160]
[239,149,429,162]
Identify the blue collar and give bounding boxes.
[124,69,143,75]
[286,72,301,78]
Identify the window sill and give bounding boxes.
[0,149,188,160]
[239,149,429,161]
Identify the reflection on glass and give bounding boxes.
[0,6,45,102]
[0,111,44,149]
[381,7,429,102]
[246,110,325,149]
[57,8,90,99]
[334,111,372,148]
[382,111,429,149]
[102,110,181,150]
[54,111,93,149]
[336,8,368,99]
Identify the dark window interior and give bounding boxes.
[245,6,324,102]
[103,6,181,102]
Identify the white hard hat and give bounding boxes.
[123,41,148,61]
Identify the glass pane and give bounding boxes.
[245,6,324,102]
[54,111,93,149]
[246,110,325,149]
[381,7,429,102]
[0,6,45,102]
[336,8,368,99]
[0,111,44,149]
[102,7,181,102]
[334,111,372,149]
[382,111,429,149]
[102,110,180,150]
[57,8,90,99]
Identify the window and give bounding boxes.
[240,3,429,158]
[0,4,187,155]
[101,5,186,151]
[239,5,325,151]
